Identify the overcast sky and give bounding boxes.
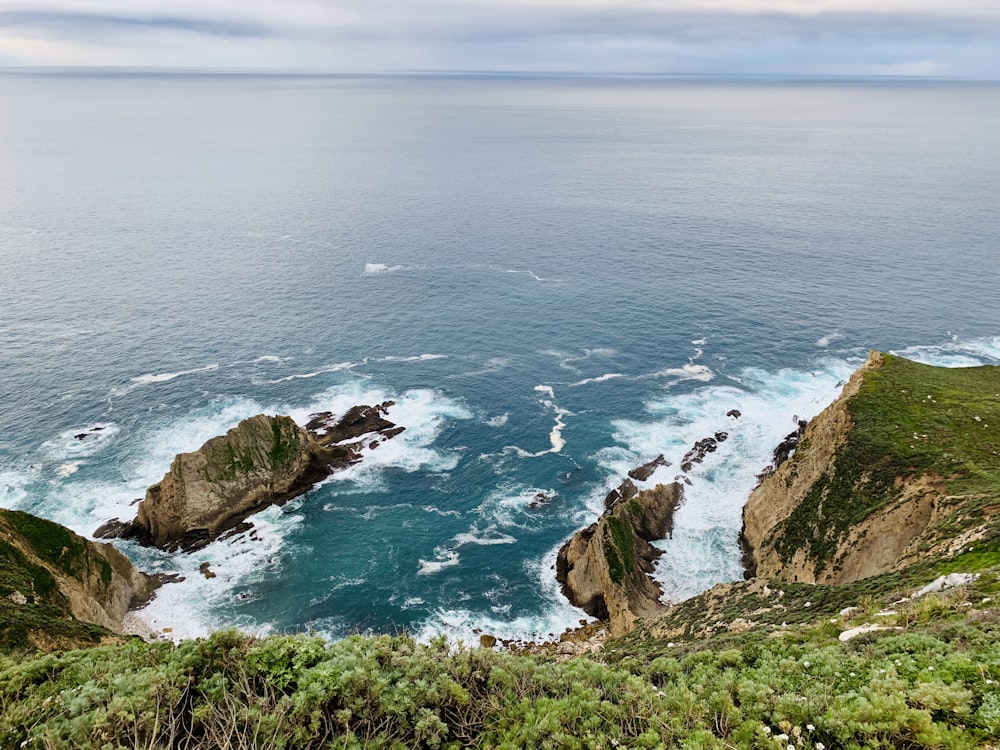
[1,0,998,77]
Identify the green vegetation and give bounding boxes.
[4,509,91,579]
[603,535,625,584]
[270,417,301,469]
[774,354,1000,572]
[0,520,113,651]
[2,578,1000,749]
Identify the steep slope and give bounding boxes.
[741,351,1000,584]
[0,509,157,651]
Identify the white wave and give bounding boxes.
[418,548,461,576]
[533,384,555,398]
[423,505,463,518]
[816,332,844,348]
[570,373,624,386]
[506,387,572,458]
[364,262,404,274]
[270,362,356,383]
[0,469,34,510]
[55,462,81,478]
[471,484,558,530]
[453,526,517,546]
[129,501,308,641]
[486,413,509,427]
[253,355,292,364]
[379,354,447,363]
[414,543,591,645]
[691,337,708,346]
[653,363,714,382]
[893,337,1000,367]
[604,357,857,603]
[39,422,121,461]
[130,364,219,385]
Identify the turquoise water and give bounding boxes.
[1,73,999,641]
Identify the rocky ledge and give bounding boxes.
[556,482,684,637]
[96,403,403,552]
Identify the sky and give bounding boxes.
[1,0,999,77]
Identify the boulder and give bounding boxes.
[97,406,405,552]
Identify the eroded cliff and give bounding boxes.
[741,351,1000,584]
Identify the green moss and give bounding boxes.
[603,536,625,584]
[773,354,1000,573]
[607,517,634,573]
[269,417,300,469]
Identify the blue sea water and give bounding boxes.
[1,72,999,641]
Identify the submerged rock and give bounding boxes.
[97,406,404,552]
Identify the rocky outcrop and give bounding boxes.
[556,482,684,637]
[1,508,160,649]
[98,405,404,552]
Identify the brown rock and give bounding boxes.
[557,482,684,637]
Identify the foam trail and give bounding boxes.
[816,332,844,347]
[364,263,404,274]
[130,364,219,385]
[486,413,509,427]
[418,548,461,576]
[570,373,624,386]
[271,362,356,383]
[379,354,447,363]
[505,387,571,457]
[488,266,547,282]
[652,363,714,382]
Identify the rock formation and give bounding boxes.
[97,404,404,552]
[1,508,160,649]
[627,455,670,481]
[556,482,684,637]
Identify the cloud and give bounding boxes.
[1,0,999,76]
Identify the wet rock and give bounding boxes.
[603,478,638,510]
[727,409,742,418]
[628,454,670,481]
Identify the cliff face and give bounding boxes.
[0,509,157,650]
[741,351,1000,585]
[98,406,404,552]
[557,483,684,637]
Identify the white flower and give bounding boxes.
[762,726,772,736]
[849,672,856,677]
[787,745,796,750]
[776,733,789,742]
[816,744,825,750]
[806,724,815,732]
[928,666,935,671]
[802,661,810,668]
[987,680,994,685]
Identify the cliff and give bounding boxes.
[741,351,1000,584]
[98,405,403,552]
[0,509,157,651]
[556,482,684,637]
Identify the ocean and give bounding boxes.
[1,72,998,642]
